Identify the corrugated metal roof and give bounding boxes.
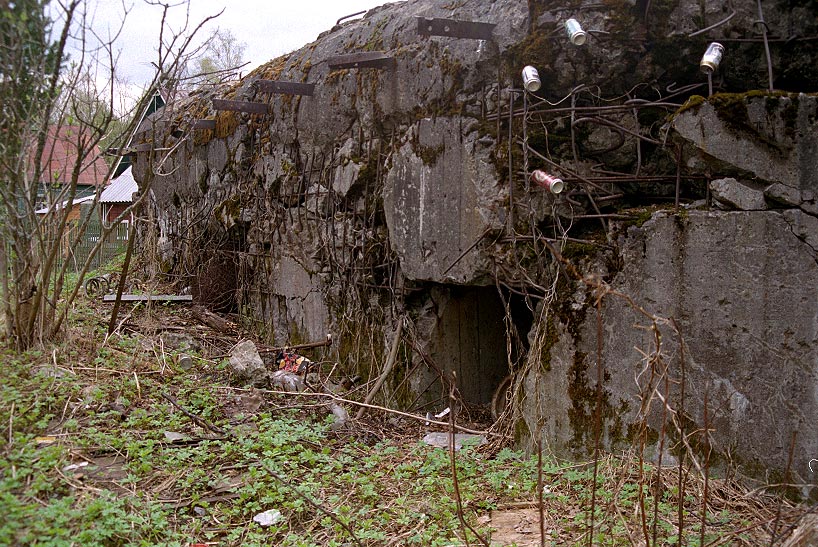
[100,166,137,203]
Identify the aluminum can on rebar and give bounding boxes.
[565,18,587,46]
[531,170,565,194]
[700,42,724,73]
[522,65,541,93]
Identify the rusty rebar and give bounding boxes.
[507,89,517,234]
[755,0,775,91]
[485,100,682,122]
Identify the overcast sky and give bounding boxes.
[75,0,392,100]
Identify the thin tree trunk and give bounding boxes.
[0,238,10,341]
[107,219,137,335]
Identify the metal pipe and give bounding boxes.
[336,10,366,26]
[689,9,737,37]
[485,101,683,122]
[507,89,515,234]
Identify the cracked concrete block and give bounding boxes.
[524,210,818,484]
[783,209,818,253]
[710,178,767,210]
[229,340,268,386]
[383,117,505,283]
[673,95,818,193]
[765,182,802,207]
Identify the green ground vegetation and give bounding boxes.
[0,263,802,546]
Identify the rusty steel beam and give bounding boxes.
[212,98,269,115]
[416,16,495,40]
[254,79,316,96]
[327,51,394,70]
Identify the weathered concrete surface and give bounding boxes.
[131,0,818,489]
[710,177,767,211]
[384,117,505,283]
[673,95,818,195]
[522,210,818,490]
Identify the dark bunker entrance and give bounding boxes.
[424,286,534,411]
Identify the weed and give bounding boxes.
[0,290,802,545]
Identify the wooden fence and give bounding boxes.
[59,210,129,273]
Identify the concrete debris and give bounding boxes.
[710,178,767,211]
[764,182,803,207]
[229,340,268,386]
[422,432,487,450]
[160,332,200,353]
[270,370,305,392]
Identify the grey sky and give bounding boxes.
[82,0,390,90]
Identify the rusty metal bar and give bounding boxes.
[212,98,269,115]
[485,101,682,122]
[754,0,775,91]
[415,16,496,40]
[507,89,516,234]
[254,80,315,96]
[258,335,333,354]
[337,10,366,26]
[327,51,394,70]
[675,145,682,209]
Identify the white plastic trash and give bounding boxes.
[253,509,284,527]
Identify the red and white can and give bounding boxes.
[531,170,565,194]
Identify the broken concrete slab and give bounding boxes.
[522,210,818,488]
[383,117,505,284]
[765,182,803,207]
[710,177,767,211]
[673,94,818,194]
[229,340,268,386]
[422,432,487,450]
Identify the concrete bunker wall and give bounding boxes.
[133,0,818,490]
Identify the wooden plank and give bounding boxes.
[102,294,193,302]
[416,16,495,40]
[212,98,269,115]
[327,51,394,70]
[193,119,216,130]
[254,80,315,96]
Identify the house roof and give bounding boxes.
[111,89,168,178]
[39,126,109,187]
[35,194,96,215]
[101,166,137,203]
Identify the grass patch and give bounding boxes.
[0,297,803,546]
